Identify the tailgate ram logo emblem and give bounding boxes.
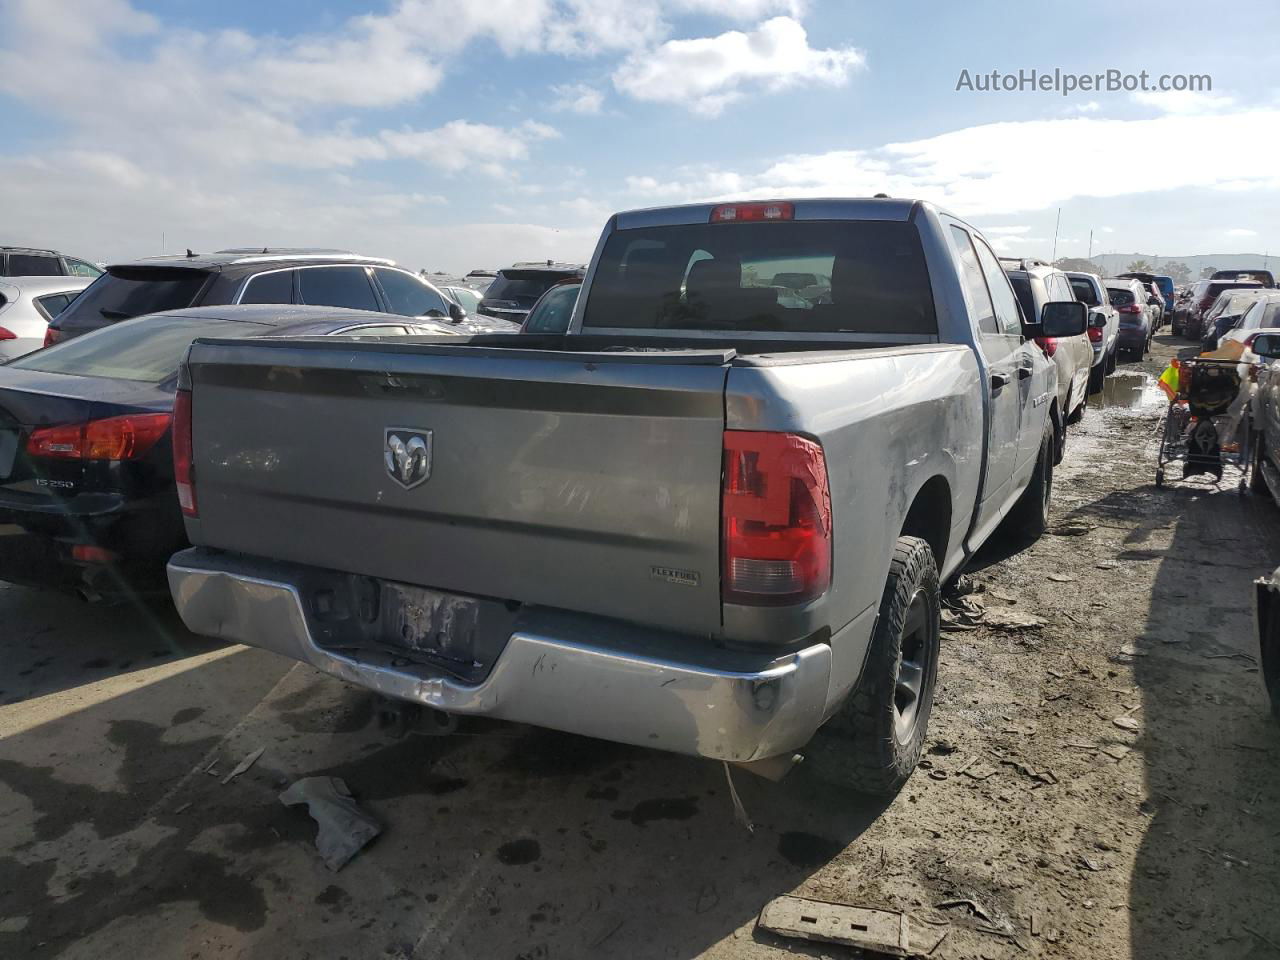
[384,428,432,489]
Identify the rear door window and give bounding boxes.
[950,226,999,336]
[5,254,62,276]
[239,270,295,304]
[57,267,211,323]
[375,269,449,316]
[584,220,936,334]
[298,267,379,311]
[66,258,103,278]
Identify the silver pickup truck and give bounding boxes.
[167,198,1085,794]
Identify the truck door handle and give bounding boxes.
[990,372,1011,392]
[1017,366,1033,380]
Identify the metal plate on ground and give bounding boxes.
[758,896,910,956]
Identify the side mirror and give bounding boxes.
[448,301,467,322]
[1033,300,1088,338]
[1252,333,1280,359]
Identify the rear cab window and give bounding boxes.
[8,315,260,382]
[582,220,936,335]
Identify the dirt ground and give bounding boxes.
[2,331,1278,960]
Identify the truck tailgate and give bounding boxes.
[185,340,729,635]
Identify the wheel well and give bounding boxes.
[1049,400,1063,439]
[901,476,952,569]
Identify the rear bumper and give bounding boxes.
[1117,326,1147,347]
[167,548,833,762]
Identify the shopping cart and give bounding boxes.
[1155,357,1252,491]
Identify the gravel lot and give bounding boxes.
[2,332,1278,960]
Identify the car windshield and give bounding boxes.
[1068,278,1100,306]
[7,315,257,382]
[59,267,211,323]
[582,219,936,334]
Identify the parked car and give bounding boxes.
[1200,289,1275,351]
[0,305,462,599]
[1004,258,1091,446]
[1184,279,1263,341]
[519,278,582,333]
[1105,279,1155,360]
[1219,293,1280,352]
[0,276,93,360]
[1066,271,1119,392]
[1211,269,1275,288]
[0,246,103,279]
[1245,332,1280,505]
[1146,282,1167,329]
[166,197,1085,797]
[45,248,513,344]
[1171,281,1205,336]
[1117,272,1175,319]
[477,261,586,323]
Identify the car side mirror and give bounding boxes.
[1252,333,1280,359]
[1033,300,1087,338]
[448,301,467,322]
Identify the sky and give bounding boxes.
[2,0,1280,273]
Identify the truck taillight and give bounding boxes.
[43,327,62,347]
[0,327,15,341]
[1087,326,1103,343]
[1035,336,1058,356]
[26,413,171,460]
[173,388,197,517]
[722,431,831,606]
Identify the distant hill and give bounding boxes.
[1090,253,1276,279]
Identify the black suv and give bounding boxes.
[1,246,103,279]
[478,261,585,323]
[48,248,513,343]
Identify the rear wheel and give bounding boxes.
[1252,439,1271,496]
[812,537,940,797]
[1004,421,1053,541]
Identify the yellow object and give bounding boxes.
[1158,361,1180,400]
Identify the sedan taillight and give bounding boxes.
[26,413,172,460]
[43,327,62,347]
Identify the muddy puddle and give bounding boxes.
[1093,372,1166,414]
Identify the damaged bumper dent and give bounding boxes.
[167,548,831,762]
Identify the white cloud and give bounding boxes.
[624,108,1280,217]
[612,16,864,116]
[1065,101,1100,114]
[381,120,560,177]
[1226,228,1259,236]
[551,83,605,114]
[1131,90,1235,115]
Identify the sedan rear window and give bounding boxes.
[58,267,210,324]
[583,220,936,334]
[8,315,258,382]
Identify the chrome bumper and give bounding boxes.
[167,549,832,762]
